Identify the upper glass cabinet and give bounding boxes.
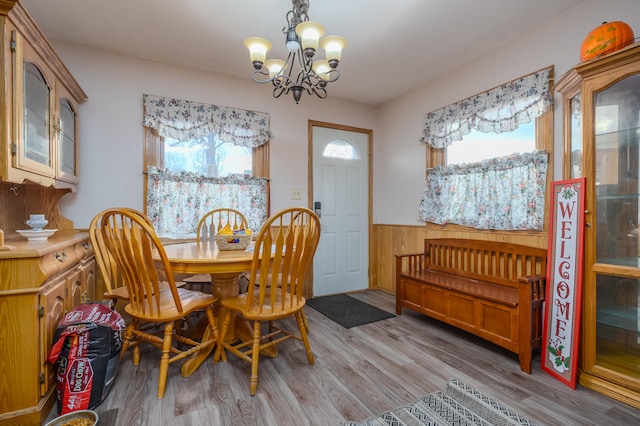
[1,10,86,191]
[594,74,640,264]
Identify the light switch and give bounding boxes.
[290,188,302,200]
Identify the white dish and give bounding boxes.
[16,229,58,241]
[44,409,99,426]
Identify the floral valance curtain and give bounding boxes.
[146,167,268,239]
[418,151,548,230]
[143,94,273,147]
[419,66,552,148]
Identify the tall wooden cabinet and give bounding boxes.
[556,42,640,408]
[0,2,93,425]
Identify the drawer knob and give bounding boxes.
[55,250,67,262]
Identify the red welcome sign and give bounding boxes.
[541,178,585,389]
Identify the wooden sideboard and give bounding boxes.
[0,232,95,425]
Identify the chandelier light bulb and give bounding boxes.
[320,35,347,67]
[295,21,325,55]
[265,59,286,79]
[244,37,272,68]
[285,26,300,52]
[312,60,331,81]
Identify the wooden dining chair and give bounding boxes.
[90,207,187,303]
[213,207,321,395]
[90,207,153,303]
[197,207,249,244]
[183,208,251,291]
[98,208,220,399]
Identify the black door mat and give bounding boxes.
[306,294,395,328]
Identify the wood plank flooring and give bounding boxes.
[47,291,640,425]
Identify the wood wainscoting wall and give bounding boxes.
[370,224,548,294]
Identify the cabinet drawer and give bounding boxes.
[41,241,88,278]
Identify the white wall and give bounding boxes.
[55,0,640,228]
[53,44,377,228]
[374,0,640,224]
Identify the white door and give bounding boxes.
[312,125,369,296]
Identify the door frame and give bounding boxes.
[307,120,373,298]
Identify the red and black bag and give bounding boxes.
[47,302,126,415]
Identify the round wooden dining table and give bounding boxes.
[159,241,275,376]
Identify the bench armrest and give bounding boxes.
[395,252,428,274]
[517,274,546,302]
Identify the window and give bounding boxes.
[142,95,272,238]
[419,67,553,231]
[446,121,536,165]
[322,139,359,160]
[164,134,252,177]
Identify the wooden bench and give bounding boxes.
[395,238,547,373]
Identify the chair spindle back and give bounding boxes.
[99,208,183,316]
[197,208,249,244]
[246,207,321,313]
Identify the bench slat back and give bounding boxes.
[423,238,547,288]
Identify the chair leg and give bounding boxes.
[133,341,141,366]
[120,323,135,362]
[301,309,310,333]
[157,322,174,399]
[250,320,261,396]
[296,312,315,365]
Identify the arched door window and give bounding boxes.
[322,139,359,160]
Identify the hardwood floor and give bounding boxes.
[47,291,640,425]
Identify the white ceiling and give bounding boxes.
[21,0,583,106]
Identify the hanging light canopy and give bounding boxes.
[244,0,347,104]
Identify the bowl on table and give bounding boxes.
[44,409,99,426]
[16,228,58,241]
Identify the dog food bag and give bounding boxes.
[47,302,126,415]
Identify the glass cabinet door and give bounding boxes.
[57,97,78,181]
[21,61,53,172]
[569,94,583,178]
[593,72,640,381]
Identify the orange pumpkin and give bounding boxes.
[580,21,635,62]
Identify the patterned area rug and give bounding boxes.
[343,379,536,426]
[306,294,395,328]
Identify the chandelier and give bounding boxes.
[244,0,347,104]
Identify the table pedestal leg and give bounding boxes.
[181,323,214,377]
[210,272,239,342]
[181,272,239,377]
